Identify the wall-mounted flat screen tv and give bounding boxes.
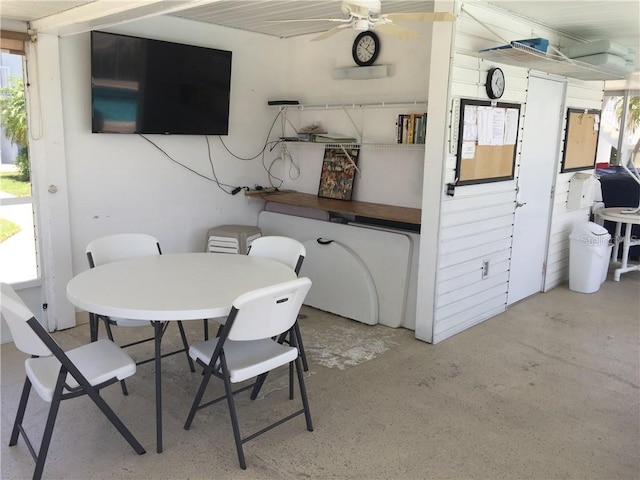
[91,31,232,135]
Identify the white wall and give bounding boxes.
[60,16,289,275]
[274,22,433,209]
[544,81,604,290]
[428,1,604,343]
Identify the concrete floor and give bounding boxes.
[1,273,639,480]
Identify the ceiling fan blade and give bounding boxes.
[267,18,351,24]
[373,22,418,41]
[384,12,456,22]
[311,24,352,41]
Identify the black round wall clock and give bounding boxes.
[486,67,505,99]
[352,31,380,66]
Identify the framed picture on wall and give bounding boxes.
[560,108,600,172]
[454,98,521,185]
[317,146,360,200]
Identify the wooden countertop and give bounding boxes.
[245,190,421,225]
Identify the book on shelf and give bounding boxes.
[396,113,427,144]
[317,146,359,201]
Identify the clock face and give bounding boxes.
[352,31,380,66]
[486,68,505,99]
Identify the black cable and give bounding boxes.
[217,110,283,161]
[139,134,237,195]
[140,109,288,193]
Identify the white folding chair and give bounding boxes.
[1,283,146,480]
[248,236,308,367]
[184,277,313,470]
[86,233,195,395]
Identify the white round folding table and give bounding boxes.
[67,252,297,453]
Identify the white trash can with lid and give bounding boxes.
[569,222,612,293]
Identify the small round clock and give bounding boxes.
[352,31,380,67]
[486,67,505,99]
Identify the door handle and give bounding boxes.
[516,201,527,209]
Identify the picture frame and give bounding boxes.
[560,108,600,172]
[317,146,359,200]
[454,98,521,185]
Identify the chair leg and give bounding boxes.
[249,372,268,400]
[89,313,98,342]
[289,362,294,400]
[176,321,195,372]
[293,322,308,372]
[102,318,115,342]
[294,356,313,432]
[33,369,66,480]
[82,375,146,456]
[222,369,246,470]
[184,365,214,430]
[9,377,32,447]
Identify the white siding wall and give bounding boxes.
[544,81,604,290]
[431,1,604,343]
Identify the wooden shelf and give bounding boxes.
[245,190,421,225]
[281,142,425,150]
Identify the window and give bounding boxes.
[0,52,38,284]
[596,90,640,168]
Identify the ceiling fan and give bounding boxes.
[268,0,455,41]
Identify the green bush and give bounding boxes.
[0,76,29,181]
[16,149,29,181]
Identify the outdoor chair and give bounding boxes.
[183,277,313,470]
[0,283,146,480]
[86,233,195,395]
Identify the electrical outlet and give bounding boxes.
[482,260,489,279]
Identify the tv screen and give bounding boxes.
[91,31,232,135]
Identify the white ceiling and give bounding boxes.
[1,0,638,70]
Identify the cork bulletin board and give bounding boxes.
[561,108,600,172]
[455,99,521,185]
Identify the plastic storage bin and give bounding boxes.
[569,222,611,293]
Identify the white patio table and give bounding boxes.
[67,252,297,453]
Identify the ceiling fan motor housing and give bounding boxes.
[343,0,382,16]
[354,18,370,30]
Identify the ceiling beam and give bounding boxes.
[28,0,224,36]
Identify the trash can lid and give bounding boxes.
[569,221,610,240]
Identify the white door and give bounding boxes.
[507,75,566,305]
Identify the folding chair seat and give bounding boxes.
[1,283,145,480]
[85,233,195,394]
[184,277,313,470]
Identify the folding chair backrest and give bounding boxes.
[86,233,161,268]
[248,236,306,275]
[0,283,51,357]
[227,277,312,342]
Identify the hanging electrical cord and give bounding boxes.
[139,134,240,195]
[278,112,301,181]
[140,110,294,194]
[218,109,283,161]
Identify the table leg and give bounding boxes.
[89,313,98,342]
[153,321,163,453]
[612,221,622,263]
[614,222,633,282]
